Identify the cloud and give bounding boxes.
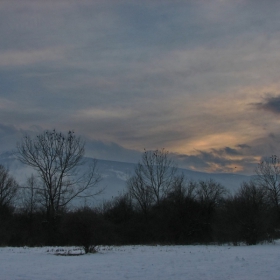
[0,48,66,68]
[0,124,141,165]
[85,139,141,163]
[2,0,280,175]
[174,131,280,175]
[237,144,251,149]
[175,145,257,174]
[0,124,44,153]
[253,95,280,114]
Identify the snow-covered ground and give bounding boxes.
[1,243,280,280]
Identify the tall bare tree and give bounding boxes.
[255,156,280,207]
[255,155,280,220]
[127,149,179,213]
[17,130,101,221]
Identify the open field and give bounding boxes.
[1,243,280,280]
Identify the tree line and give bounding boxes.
[0,130,280,252]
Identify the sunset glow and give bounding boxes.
[1,0,280,174]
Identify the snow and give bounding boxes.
[1,243,280,280]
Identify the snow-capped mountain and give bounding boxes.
[0,151,251,205]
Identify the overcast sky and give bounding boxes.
[1,0,280,174]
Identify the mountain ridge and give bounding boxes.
[0,151,251,204]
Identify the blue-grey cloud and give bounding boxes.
[175,146,256,174]
[1,0,280,174]
[237,144,251,149]
[85,139,141,163]
[0,123,141,163]
[254,95,280,114]
[173,137,280,175]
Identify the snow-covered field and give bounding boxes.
[1,243,280,280]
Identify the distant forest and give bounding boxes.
[1,130,280,252]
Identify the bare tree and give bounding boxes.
[20,174,40,216]
[0,165,19,211]
[127,173,154,218]
[17,130,101,221]
[127,149,179,212]
[167,174,186,201]
[255,155,280,222]
[195,179,227,207]
[232,181,271,245]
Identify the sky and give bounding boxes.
[1,0,280,174]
